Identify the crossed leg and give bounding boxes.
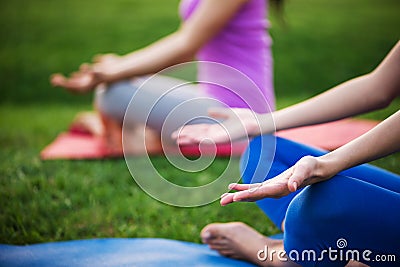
[201,136,399,267]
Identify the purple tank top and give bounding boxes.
[179,0,275,112]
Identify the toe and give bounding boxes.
[200,223,224,243]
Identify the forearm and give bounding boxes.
[271,73,391,131]
[257,41,400,134]
[222,111,399,203]
[254,74,383,134]
[99,31,195,83]
[255,74,378,134]
[319,110,400,178]
[96,0,249,84]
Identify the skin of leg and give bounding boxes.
[95,105,163,155]
[70,111,104,136]
[92,80,156,155]
[122,123,162,155]
[66,83,163,155]
[99,112,124,155]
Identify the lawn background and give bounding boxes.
[0,0,399,245]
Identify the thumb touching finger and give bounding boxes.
[287,163,310,192]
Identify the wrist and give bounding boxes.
[94,69,126,85]
[246,116,262,136]
[316,154,343,180]
[255,113,274,135]
[92,58,130,84]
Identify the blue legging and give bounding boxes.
[240,135,400,266]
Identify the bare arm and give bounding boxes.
[317,110,400,177]
[221,110,400,205]
[262,41,400,132]
[174,41,400,144]
[219,42,400,205]
[93,0,249,82]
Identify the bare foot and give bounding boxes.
[100,113,124,156]
[71,111,163,156]
[71,111,105,136]
[123,124,163,155]
[201,222,298,267]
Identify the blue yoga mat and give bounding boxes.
[0,238,258,267]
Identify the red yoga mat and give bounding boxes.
[40,118,379,160]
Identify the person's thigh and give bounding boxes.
[284,174,400,267]
[95,80,137,123]
[129,75,223,137]
[95,75,224,138]
[240,136,325,228]
[240,135,400,229]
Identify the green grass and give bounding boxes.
[1,0,399,245]
[0,104,278,244]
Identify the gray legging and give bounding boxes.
[95,76,223,139]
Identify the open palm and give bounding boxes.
[220,156,326,205]
[172,108,265,145]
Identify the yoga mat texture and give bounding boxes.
[0,238,257,267]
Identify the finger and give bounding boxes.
[172,125,209,143]
[176,136,198,145]
[287,163,309,192]
[176,133,203,145]
[207,238,230,247]
[173,123,231,144]
[50,73,67,87]
[230,183,265,194]
[228,183,252,191]
[231,189,265,203]
[79,63,92,73]
[231,180,284,202]
[171,127,183,140]
[171,127,197,142]
[177,124,207,136]
[220,193,235,206]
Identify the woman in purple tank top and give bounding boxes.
[51,0,275,154]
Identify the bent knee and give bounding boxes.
[95,81,136,122]
[284,177,351,251]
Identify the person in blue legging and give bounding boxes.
[173,41,400,266]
